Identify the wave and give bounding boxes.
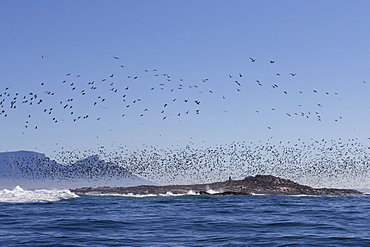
[80,189,370,198]
[0,186,79,203]
[81,189,229,198]
[82,190,197,198]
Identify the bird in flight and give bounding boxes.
[249,57,257,62]
[38,53,48,58]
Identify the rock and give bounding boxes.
[71,175,363,196]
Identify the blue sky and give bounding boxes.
[1,0,370,159]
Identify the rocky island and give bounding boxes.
[71,175,362,196]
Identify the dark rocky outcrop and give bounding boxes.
[71,175,363,196]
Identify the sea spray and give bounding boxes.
[0,186,79,203]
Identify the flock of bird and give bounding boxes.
[0,55,369,188]
[110,137,370,188]
[1,137,369,188]
[0,55,345,132]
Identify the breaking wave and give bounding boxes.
[0,186,79,203]
[82,189,224,198]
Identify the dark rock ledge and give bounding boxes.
[70,175,362,196]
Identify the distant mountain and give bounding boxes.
[0,151,156,189]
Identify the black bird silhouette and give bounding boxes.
[249,57,257,62]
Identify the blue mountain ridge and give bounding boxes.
[0,150,156,190]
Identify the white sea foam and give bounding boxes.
[205,189,222,194]
[85,190,202,198]
[250,193,265,196]
[187,190,197,195]
[0,186,79,203]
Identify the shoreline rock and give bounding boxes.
[71,175,363,196]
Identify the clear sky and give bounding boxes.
[1,0,370,160]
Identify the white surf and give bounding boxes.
[0,186,79,203]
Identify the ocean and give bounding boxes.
[0,187,370,246]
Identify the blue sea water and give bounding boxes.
[1,188,370,246]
